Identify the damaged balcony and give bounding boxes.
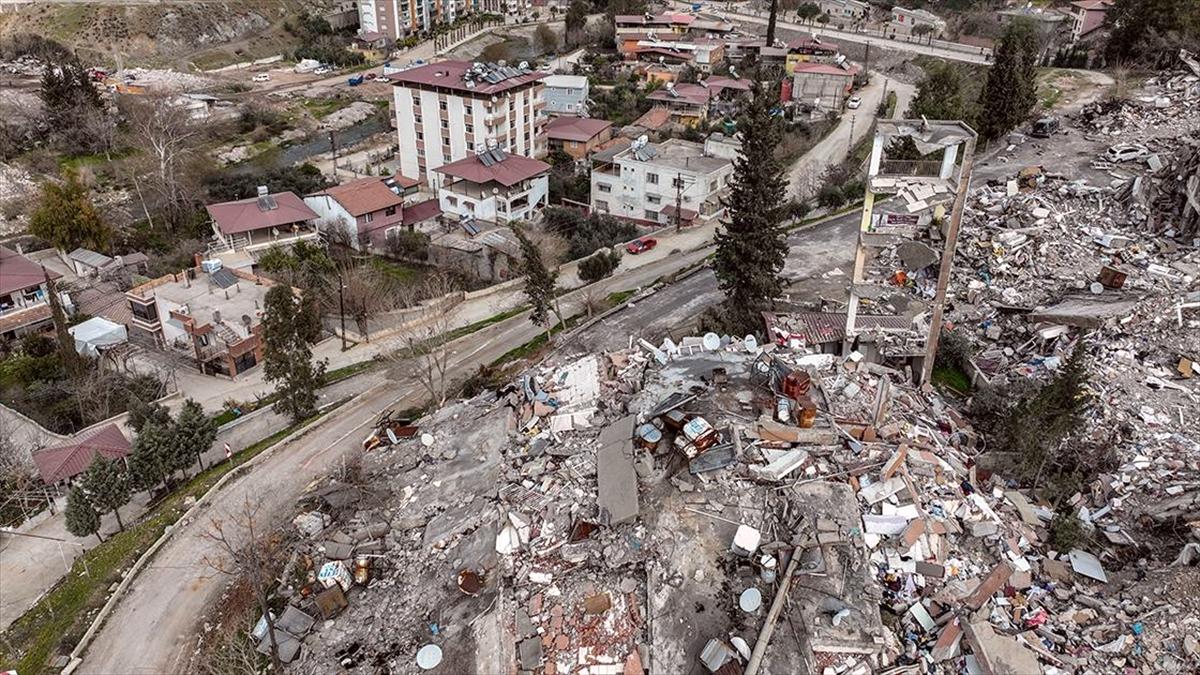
[866,119,976,202]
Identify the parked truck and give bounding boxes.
[347,74,365,86]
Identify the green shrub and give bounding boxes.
[578,249,621,283]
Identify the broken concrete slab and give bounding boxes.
[597,416,640,526]
[963,620,1041,675]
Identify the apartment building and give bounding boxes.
[1069,0,1113,41]
[390,60,547,187]
[0,245,61,341]
[125,262,280,378]
[590,137,733,227]
[358,0,472,39]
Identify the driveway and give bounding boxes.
[787,74,916,199]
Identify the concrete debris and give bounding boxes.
[235,62,1200,669]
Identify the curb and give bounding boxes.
[64,383,387,668]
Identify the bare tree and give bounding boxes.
[579,284,609,319]
[387,273,460,407]
[200,497,286,673]
[123,95,205,231]
[330,262,401,343]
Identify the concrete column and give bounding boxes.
[940,143,958,179]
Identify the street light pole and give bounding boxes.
[847,114,857,160]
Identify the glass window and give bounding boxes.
[598,183,612,193]
[385,206,397,216]
[647,194,661,204]
[647,173,659,184]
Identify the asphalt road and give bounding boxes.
[76,240,714,674]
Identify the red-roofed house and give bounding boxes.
[0,245,62,341]
[545,117,614,160]
[1070,0,1113,41]
[790,62,860,111]
[436,149,551,225]
[390,61,548,182]
[32,423,130,485]
[206,187,319,257]
[647,82,712,125]
[304,175,426,249]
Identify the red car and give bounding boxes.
[626,236,657,254]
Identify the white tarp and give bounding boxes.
[68,317,128,357]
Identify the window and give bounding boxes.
[439,101,448,110]
[672,177,684,188]
[598,183,612,193]
[384,206,397,216]
[364,212,374,223]
[645,209,658,220]
[709,180,718,192]
[417,131,424,140]
[464,201,475,212]
[595,199,609,211]
[466,123,473,133]
[647,194,661,204]
[647,173,659,184]
[197,333,210,347]
[447,196,457,206]
[441,119,448,129]
[130,301,158,323]
[467,142,474,151]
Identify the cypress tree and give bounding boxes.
[712,78,790,333]
[514,226,559,340]
[65,485,102,544]
[82,456,131,531]
[262,285,326,424]
[175,398,218,471]
[128,418,175,494]
[978,19,1040,140]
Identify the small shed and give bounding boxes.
[68,248,115,277]
[32,423,132,485]
[69,316,129,357]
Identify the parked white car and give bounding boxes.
[1105,143,1150,163]
[846,96,862,109]
[314,66,331,75]
[252,73,271,82]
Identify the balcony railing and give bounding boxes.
[877,159,944,178]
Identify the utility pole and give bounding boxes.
[329,130,338,177]
[846,115,856,160]
[337,269,348,351]
[881,78,890,117]
[674,171,684,232]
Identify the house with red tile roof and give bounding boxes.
[435,148,551,225]
[0,245,62,341]
[205,187,319,258]
[789,61,861,111]
[545,117,615,160]
[32,423,130,485]
[304,175,428,250]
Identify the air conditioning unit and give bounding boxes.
[200,259,223,274]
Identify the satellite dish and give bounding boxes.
[744,335,758,352]
[420,433,435,447]
[416,644,443,670]
[702,332,720,351]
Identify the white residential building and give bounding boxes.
[817,0,869,21]
[390,60,548,187]
[435,148,551,224]
[890,6,947,35]
[589,137,734,226]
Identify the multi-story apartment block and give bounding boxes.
[358,0,473,39]
[390,61,547,187]
[590,137,734,227]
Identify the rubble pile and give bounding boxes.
[238,308,1199,674]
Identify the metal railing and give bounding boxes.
[877,159,944,178]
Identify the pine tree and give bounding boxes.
[65,484,102,543]
[128,418,175,494]
[514,225,559,339]
[128,398,171,433]
[175,398,217,471]
[82,456,131,531]
[766,0,779,46]
[977,19,1039,140]
[565,0,588,46]
[43,267,85,377]
[907,62,968,121]
[262,285,327,424]
[712,79,790,333]
[29,170,112,253]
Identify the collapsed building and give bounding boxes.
[194,56,1200,675]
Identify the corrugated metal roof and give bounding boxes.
[69,248,115,269]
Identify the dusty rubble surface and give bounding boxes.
[204,62,1199,675]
